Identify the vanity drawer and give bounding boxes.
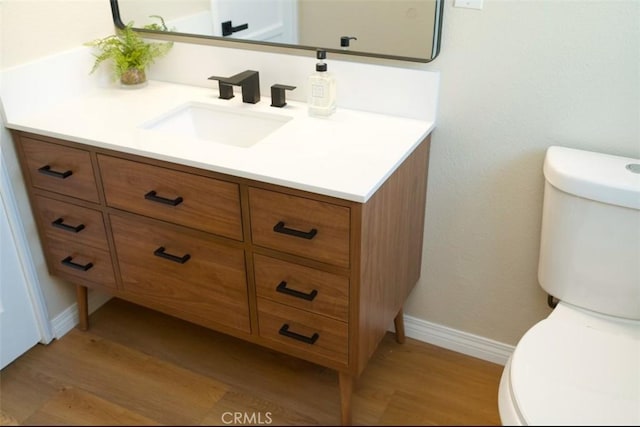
[248,188,350,267]
[254,254,349,322]
[33,195,109,251]
[110,215,250,334]
[257,298,348,366]
[46,237,116,289]
[98,155,243,241]
[20,137,99,203]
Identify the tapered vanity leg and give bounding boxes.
[76,284,89,331]
[338,371,354,426]
[394,307,406,344]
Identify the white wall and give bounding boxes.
[1,0,638,349]
[0,0,113,68]
[407,0,640,345]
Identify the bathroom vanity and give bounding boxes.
[8,80,433,425]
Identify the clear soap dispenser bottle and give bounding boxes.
[308,49,336,117]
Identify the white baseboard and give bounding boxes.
[51,292,113,339]
[402,314,514,366]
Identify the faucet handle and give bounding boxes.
[208,75,235,100]
[270,84,296,108]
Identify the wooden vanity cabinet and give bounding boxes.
[12,130,431,426]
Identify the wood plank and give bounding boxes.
[0,349,62,424]
[199,389,321,426]
[361,333,503,426]
[0,411,19,426]
[22,387,160,426]
[11,328,229,425]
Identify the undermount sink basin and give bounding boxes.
[141,102,291,148]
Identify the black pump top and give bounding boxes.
[315,49,327,72]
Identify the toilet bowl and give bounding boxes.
[497,146,640,425]
[499,303,640,425]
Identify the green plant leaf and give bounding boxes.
[85,17,173,81]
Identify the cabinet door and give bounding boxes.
[20,137,99,203]
[33,195,108,251]
[254,254,349,322]
[110,215,250,335]
[257,298,348,367]
[46,237,117,289]
[99,155,243,241]
[249,188,350,267]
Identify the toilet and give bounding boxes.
[498,146,640,425]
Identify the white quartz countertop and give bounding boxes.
[5,80,434,202]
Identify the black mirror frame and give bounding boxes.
[109,0,443,63]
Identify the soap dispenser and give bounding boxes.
[308,49,336,117]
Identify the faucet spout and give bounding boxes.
[208,70,260,104]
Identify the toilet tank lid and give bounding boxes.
[544,146,640,210]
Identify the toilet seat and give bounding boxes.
[507,303,640,426]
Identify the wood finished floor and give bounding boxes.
[0,299,503,426]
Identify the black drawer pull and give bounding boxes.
[278,324,319,345]
[61,256,93,271]
[276,281,318,301]
[52,218,85,233]
[153,246,191,264]
[144,191,183,206]
[273,221,317,240]
[38,165,73,179]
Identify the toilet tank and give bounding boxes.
[538,146,640,320]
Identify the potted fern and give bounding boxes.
[86,16,173,87]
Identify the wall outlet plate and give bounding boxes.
[454,0,483,10]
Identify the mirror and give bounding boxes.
[110,0,443,63]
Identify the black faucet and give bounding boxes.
[208,70,260,104]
